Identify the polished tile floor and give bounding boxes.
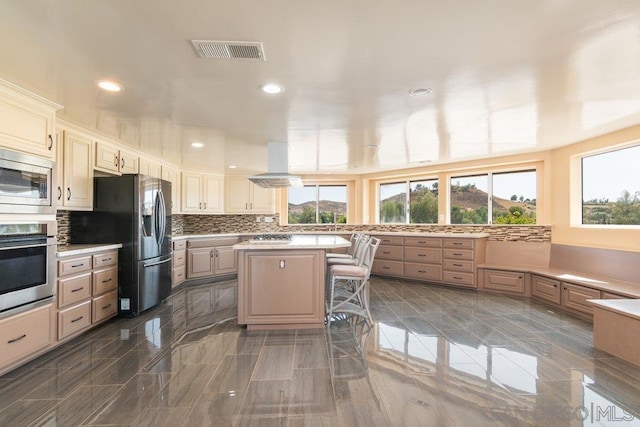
[2,277,640,426]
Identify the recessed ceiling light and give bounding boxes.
[228,165,237,169]
[409,87,432,97]
[324,171,332,174]
[191,142,204,148]
[365,144,378,148]
[96,80,123,92]
[261,83,284,94]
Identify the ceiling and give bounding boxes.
[2,1,640,174]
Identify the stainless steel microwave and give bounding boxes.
[0,148,54,214]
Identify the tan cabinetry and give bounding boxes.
[57,248,118,341]
[94,141,139,175]
[441,238,484,288]
[481,269,526,295]
[372,235,404,277]
[161,165,181,214]
[238,249,324,327]
[0,303,54,375]
[186,238,239,279]
[0,79,60,160]
[138,157,162,178]
[531,275,561,304]
[404,237,442,282]
[56,129,93,210]
[172,240,186,287]
[561,282,600,316]
[181,172,223,213]
[224,176,275,214]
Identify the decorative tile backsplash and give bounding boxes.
[58,210,551,243]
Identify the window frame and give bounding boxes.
[287,183,349,224]
[378,177,439,224]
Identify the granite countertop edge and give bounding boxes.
[57,243,123,257]
[173,231,490,240]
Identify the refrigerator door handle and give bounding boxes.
[143,257,172,268]
[158,189,167,247]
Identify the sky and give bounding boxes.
[582,145,640,201]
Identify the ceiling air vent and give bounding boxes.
[191,40,265,60]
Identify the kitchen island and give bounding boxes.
[234,235,350,330]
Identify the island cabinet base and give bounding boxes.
[237,249,326,330]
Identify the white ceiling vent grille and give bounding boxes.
[191,40,265,60]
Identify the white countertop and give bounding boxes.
[57,243,123,257]
[589,299,640,320]
[233,234,351,250]
[174,231,489,240]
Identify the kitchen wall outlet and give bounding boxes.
[256,216,261,222]
[264,216,274,223]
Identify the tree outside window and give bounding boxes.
[288,185,347,224]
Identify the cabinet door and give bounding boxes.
[225,177,250,213]
[531,275,561,304]
[119,149,138,174]
[187,247,214,278]
[161,165,181,214]
[215,246,237,275]
[250,183,274,213]
[482,269,525,294]
[94,141,119,173]
[561,282,600,315]
[203,174,223,213]
[62,132,93,209]
[139,158,162,178]
[0,304,53,370]
[181,173,203,212]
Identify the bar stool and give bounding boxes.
[326,234,369,267]
[326,233,361,259]
[326,237,380,326]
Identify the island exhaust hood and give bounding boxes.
[248,142,303,188]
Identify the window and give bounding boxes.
[380,180,438,224]
[582,145,640,225]
[450,170,536,224]
[288,185,347,224]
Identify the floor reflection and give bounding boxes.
[1,277,640,426]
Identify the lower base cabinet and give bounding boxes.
[482,269,526,295]
[58,301,92,340]
[0,303,54,375]
[531,274,561,304]
[561,282,601,316]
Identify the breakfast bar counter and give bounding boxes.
[234,234,350,330]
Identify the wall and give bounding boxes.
[550,125,640,252]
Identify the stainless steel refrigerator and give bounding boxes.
[70,174,172,316]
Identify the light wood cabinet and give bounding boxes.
[238,249,324,327]
[57,130,93,210]
[0,303,54,373]
[94,141,139,175]
[139,157,162,178]
[57,248,119,341]
[186,238,238,279]
[561,282,600,315]
[225,176,275,214]
[186,247,215,278]
[372,259,404,276]
[214,246,237,275]
[181,172,223,213]
[0,79,60,160]
[172,240,186,287]
[531,274,561,304]
[161,165,181,214]
[481,269,526,295]
[442,238,485,288]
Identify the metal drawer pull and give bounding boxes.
[418,254,426,257]
[418,270,426,273]
[71,263,85,268]
[382,266,390,269]
[101,257,112,262]
[382,251,390,254]
[71,316,84,323]
[418,241,426,244]
[102,303,112,310]
[453,263,463,267]
[453,276,463,280]
[7,334,27,344]
[452,242,463,245]
[102,278,112,283]
[452,253,462,256]
[71,287,84,292]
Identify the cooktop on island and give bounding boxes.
[249,234,293,243]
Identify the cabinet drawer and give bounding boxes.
[92,291,118,323]
[442,248,473,261]
[561,282,600,315]
[173,240,187,251]
[443,259,474,273]
[93,266,118,296]
[93,250,118,268]
[442,271,475,287]
[58,301,91,340]
[404,247,441,264]
[376,245,403,261]
[173,249,186,267]
[404,236,442,248]
[173,265,186,287]
[443,239,474,249]
[483,270,525,294]
[58,256,92,277]
[601,291,629,299]
[372,259,404,276]
[404,262,442,281]
[374,235,404,246]
[531,275,561,304]
[58,273,91,308]
[0,304,53,368]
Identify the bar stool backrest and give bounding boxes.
[352,234,371,266]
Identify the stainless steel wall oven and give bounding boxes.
[0,222,56,313]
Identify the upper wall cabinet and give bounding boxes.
[225,176,275,214]
[181,172,223,214]
[161,165,181,214]
[94,141,139,175]
[139,158,162,179]
[56,129,93,210]
[0,79,62,160]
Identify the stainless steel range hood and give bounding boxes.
[248,142,302,188]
